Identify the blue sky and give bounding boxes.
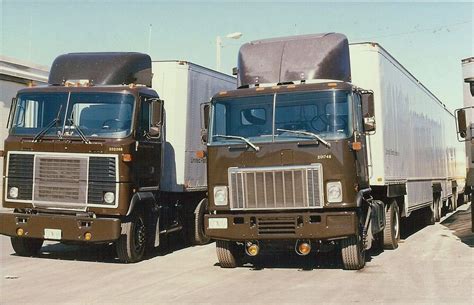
[1,1,472,111]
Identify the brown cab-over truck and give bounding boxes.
[0,53,235,263]
[203,33,466,269]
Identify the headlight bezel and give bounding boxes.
[326,181,343,203]
[213,186,228,206]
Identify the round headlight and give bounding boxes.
[327,181,342,203]
[103,192,115,204]
[214,186,228,206]
[9,187,19,199]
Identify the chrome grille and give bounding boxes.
[228,164,323,210]
[33,156,89,207]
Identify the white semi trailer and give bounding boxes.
[350,43,466,220]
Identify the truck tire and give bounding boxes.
[116,210,147,263]
[194,198,211,245]
[216,240,242,268]
[383,200,400,250]
[11,237,43,257]
[341,235,365,270]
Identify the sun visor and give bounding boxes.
[48,52,152,87]
[237,33,350,87]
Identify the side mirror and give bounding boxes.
[465,77,474,97]
[361,91,376,132]
[200,102,210,144]
[150,98,164,127]
[456,109,467,139]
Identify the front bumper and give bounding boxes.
[0,212,121,242]
[205,210,357,241]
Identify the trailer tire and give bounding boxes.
[116,210,147,263]
[11,237,43,257]
[194,198,211,245]
[383,200,400,250]
[341,235,365,270]
[216,240,242,268]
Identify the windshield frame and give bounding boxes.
[208,89,355,146]
[10,89,137,140]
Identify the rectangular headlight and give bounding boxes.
[213,186,228,206]
[327,181,342,203]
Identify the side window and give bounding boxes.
[139,96,151,137]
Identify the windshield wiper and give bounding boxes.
[33,105,63,142]
[66,118,90,144]
[277,128,331,148]
[213,134,260,151]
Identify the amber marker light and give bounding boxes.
[246,242,260,256]
[297,242,311,256]
[16,228,24,236]
[84,232,92,241]
[195,150,206,159]
[327,83,338,87]
[256,87,265,91]
[352,142,362,151]
[122,153,132,162]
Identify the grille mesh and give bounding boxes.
[7,154,34,200]
[229,165,323,210]
[33,156,88,205]
[88,157,116,205]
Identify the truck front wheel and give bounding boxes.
[116,210,147,263]
[383,200,400,249]
[11,237,44,257]
[341,235,365,270]
[216,240,243,268]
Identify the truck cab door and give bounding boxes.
[134,95,163,188]
[354,93,370,188]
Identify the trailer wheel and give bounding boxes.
[11,237,43,257]
[216,240,242,268]
[341,235,365,270]
[194,198,211,245]
[383,200,400,250]
[116,210,147,263]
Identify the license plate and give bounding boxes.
[208,218,228,229]
[44,228,62,240]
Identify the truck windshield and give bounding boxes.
[11,92,135,138]
[209,90,352,145]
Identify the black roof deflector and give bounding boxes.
[237,33,350,87]
[48,52,152,87]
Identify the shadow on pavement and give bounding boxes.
[441,204,473,248]
[12,231,200,264]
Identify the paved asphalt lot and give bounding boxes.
[0,204,472,305]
